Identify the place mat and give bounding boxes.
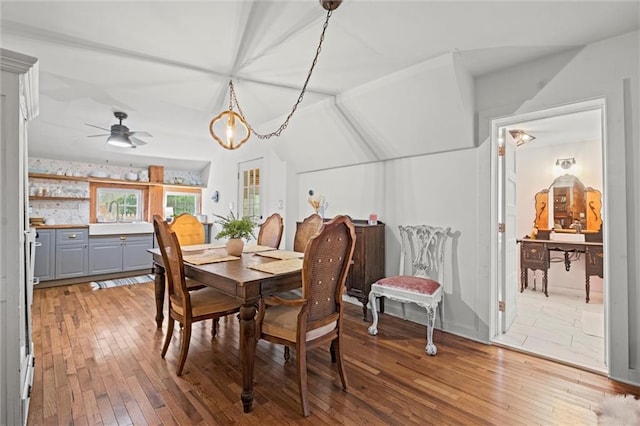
[256,250,304,260]
[248,258,303,275]
[181,243,225,252]
[242,244,276,253]
[183,252,240,265]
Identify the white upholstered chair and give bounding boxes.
[368,225,450,355]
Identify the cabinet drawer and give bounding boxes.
[521,242,548,269]
[56,228,88,245]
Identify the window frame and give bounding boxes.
[164,187,202,217]
[90,182,149,223]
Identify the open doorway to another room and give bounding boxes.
[492,102,606,373]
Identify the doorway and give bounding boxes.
[490,99,608,373]
[237,158,263,220]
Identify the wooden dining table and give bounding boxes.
[148,246,303,413]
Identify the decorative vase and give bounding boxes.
[226,238,244,256]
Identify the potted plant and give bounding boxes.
[213,211,256,256]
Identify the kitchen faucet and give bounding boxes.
[108,200,120,223]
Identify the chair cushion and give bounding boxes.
[262,304,336,343]
[171,287,240,318]
[377,275,441,295]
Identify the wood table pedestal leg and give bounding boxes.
[239,303,257,413]
[154,264,165,328]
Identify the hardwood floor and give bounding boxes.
[29,282,639,425]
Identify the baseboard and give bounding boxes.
[35,269,154,289]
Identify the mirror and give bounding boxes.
[533,174,602,235]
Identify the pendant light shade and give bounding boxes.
[209,109,250,150]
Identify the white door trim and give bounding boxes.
[489,98,608,371]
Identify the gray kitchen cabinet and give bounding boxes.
[122,235,154,271]
[55,228,89,279]
[34,229,55,281]
[89,234,153,275]
[88,236,123,275]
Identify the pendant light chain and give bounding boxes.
[229,9,334,140]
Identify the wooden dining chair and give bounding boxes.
[170,213,205,246]
[257,213,284,248]
[293,213,323,253]
[256,215,356,417]
[153,215,241,376]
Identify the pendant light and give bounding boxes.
[209,0,342,150]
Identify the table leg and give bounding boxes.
[154,264,165,328]
[520,267,526,292]
[543,269,549,297]
[585,276,591,303]
[239,303,257,413]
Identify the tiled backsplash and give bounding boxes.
[29,157,204,225]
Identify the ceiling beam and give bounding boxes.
[2,20,335,97]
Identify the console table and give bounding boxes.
[519,238,603,303]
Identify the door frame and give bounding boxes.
[489,98,609,369]
[237,157,264,221]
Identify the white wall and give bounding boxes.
[212,29,639,386]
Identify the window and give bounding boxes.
[96,187,143,222]
[239,159,261,219]
[165,190,201,217]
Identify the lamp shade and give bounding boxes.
[209,110,250,150]
[107,134,133,147]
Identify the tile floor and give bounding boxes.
[493,284,606,373]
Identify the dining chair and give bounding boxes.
[256,215,356,417]
[257,212,284,248]
[293,213,323,253]
[153,215,241,376]
[367,225,450,355]
[170,213,205,246]
[278,213,323,362]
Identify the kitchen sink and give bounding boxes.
[549,232,585,242]
[89,222,154,235]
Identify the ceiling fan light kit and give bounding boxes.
[210,0,342,150]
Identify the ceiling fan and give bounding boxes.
[86,111,151,148]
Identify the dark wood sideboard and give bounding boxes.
[345,220,385,320]
[296,219,385,320]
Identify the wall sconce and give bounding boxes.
[556,158,576,170]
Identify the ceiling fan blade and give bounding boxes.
[128,131,152,137]
[85,123,110,131]
[87,133,110,137]
[129,136,148,146]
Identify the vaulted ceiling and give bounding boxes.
[1,1,638,171]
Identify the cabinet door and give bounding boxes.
[34,229,55,281]
[89,237,123,275]
[122,235,153,271]
[56,244,88,278]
